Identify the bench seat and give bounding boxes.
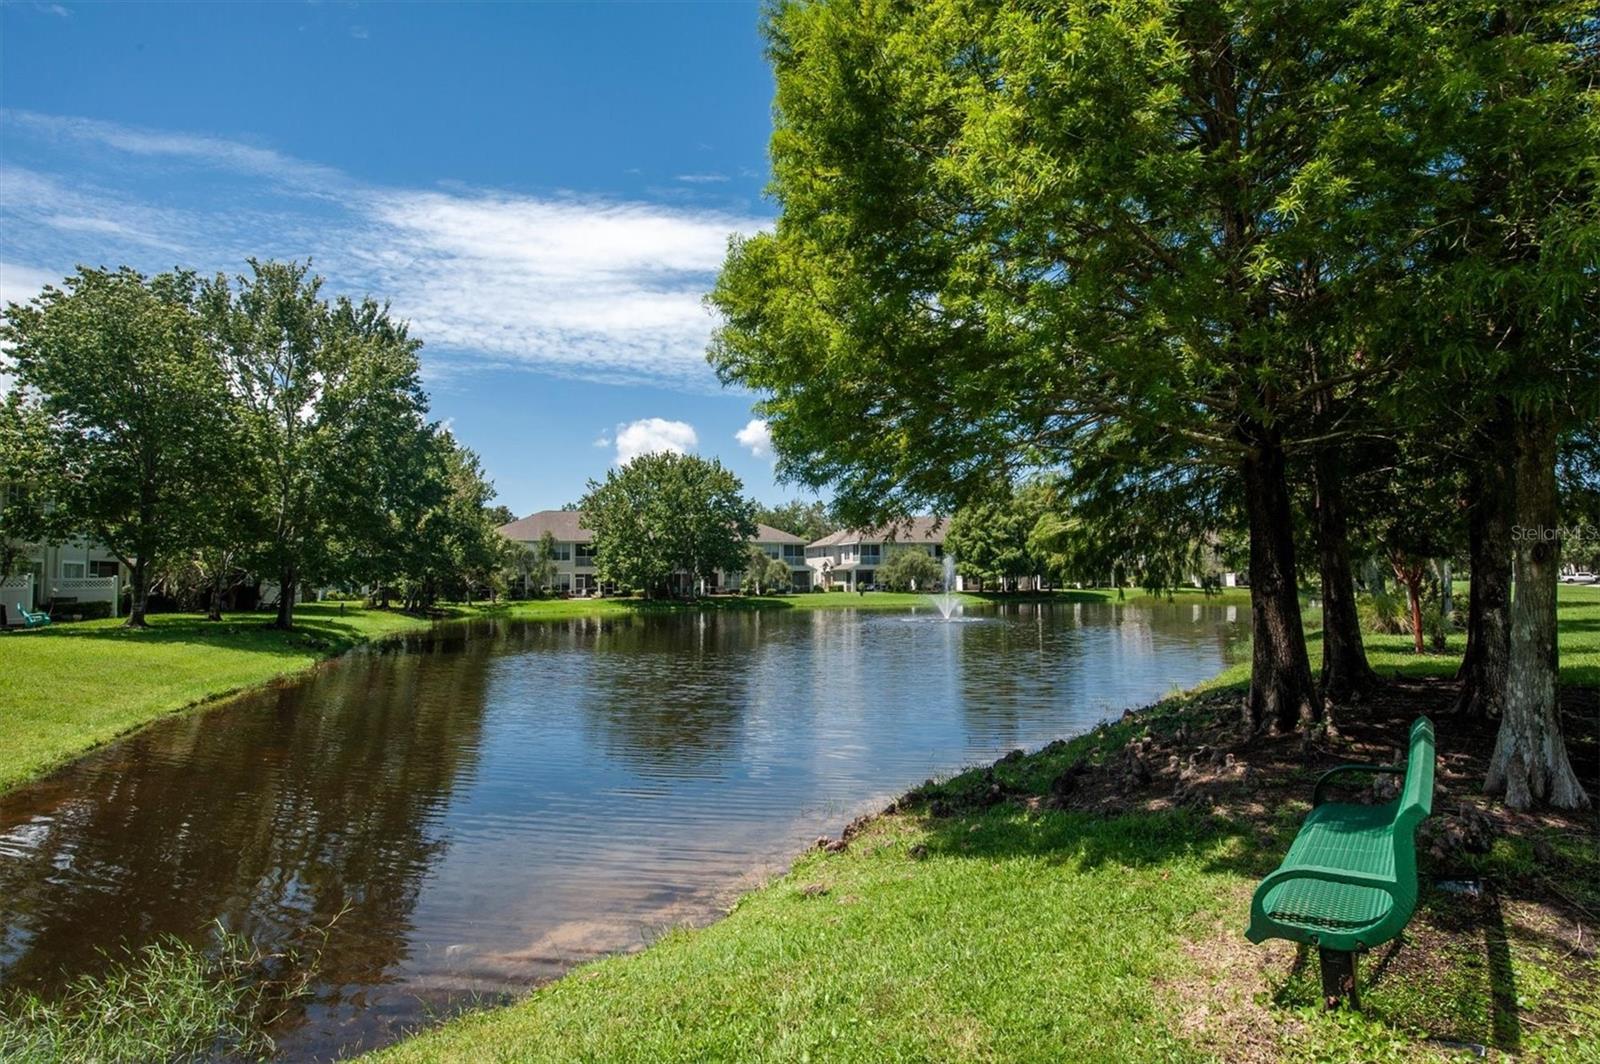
[1247,718,1434,969]
[1258,803,1399,934]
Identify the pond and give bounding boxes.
[0,600,1243,1059]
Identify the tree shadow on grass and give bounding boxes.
[11,609,388,658]
[913,804,1263,880]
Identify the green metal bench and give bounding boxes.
[1246,716,1435,1007]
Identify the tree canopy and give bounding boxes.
[580,452,757,597]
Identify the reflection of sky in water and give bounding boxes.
[0,601,1240,1059]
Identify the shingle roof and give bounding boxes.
[754,523,807,544]
[807,516,947,548]
[497,510,593,543]
[497,510,807,545]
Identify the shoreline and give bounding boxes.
[365,671,1598,1062]
[0,587,1253,796]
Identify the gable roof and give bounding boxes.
[497,510,592,543]
[807,516,947,548]
[497,511,807,546]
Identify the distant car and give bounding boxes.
[1562,571,1597,584]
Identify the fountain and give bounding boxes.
[928,555,962,620]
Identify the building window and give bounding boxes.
[89,560,120,578]
[575,544,596,567]
[932,544,944,559]
[60,561,86,579]
[783,544,804,563]
[861,544,881,563]
[551,544,571,562]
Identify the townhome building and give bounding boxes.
[804,517,947,592]
[1,537,125,623]
[496,510,810,594]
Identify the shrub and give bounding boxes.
[0,924,320,1064]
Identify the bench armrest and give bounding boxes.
[1247,864,1400,943]
[1312,763,1404,806]
[1256,864,1397,894]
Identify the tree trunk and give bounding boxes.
[1456,426,1514,718]
[1390,555,1426,655]
[1312,444,1376,701]
[1485,411,1588,810]
[1433,559,1452,652]
[125,556,150,628]
[207,570,225,622]
[1241,432,1319,733]
[274,567,296,630]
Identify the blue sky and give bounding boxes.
[1,0,804,514]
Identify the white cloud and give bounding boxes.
[676,173,729,184]
[0,261,61,308]
[1,111,768,390]
[4,110,346,189]
[735,417,772,458]
[612,417,697,465]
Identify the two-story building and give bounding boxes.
[496,511,810,595]
[804,517,947,592]
[2,537,126,623]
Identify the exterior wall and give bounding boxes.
[805,540,945,590]
[11,539,125,609]
[504,538,809,595]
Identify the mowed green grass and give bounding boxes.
[0,602,432,792]
[375,809,1244,1063]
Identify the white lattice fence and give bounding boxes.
[49,575,120,616]
[1,574,35,625]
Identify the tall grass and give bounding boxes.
[0,924,319,1064]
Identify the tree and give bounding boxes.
[945,492,1038,591]
[879,547,941,592]
[579,452,756,597]
[0,389,58,579]
[710,0,1437,733]
[741,546,791,594]
[202,260,429,628]
[2,267,232,626]
[753,500,835,544]
[1415,1,1597,809]
[530,530,560,594]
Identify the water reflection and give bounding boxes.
[0,602,1240,1059]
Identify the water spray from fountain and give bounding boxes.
[929,555,962,620]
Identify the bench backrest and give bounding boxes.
[1397,716,1435,828]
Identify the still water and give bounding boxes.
[0,601,1241,1059]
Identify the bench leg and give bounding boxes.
[1318,947,1359,1010]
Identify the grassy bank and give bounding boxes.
[0,585,1250,795]
[373,586,1600,1063]
[0,602,436,792]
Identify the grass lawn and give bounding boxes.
[371,585,1600,1063]
[0,602,435,793]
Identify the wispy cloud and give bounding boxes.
[4,110,346,189]
[35,3,71,16]
[735,417,772,458]
[0,110,769,389]
[675,173,729,184]
[612,417,697,465]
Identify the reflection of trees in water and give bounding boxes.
[0,642,494,1022]
[564,613,761,775]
